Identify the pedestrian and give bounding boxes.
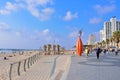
[115,48,118,55]
[73,51,75,56]
[103,49,107,54]
[96,47,101,59]
[85,48,89,57]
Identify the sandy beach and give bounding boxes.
[0,50,42,80]
[0,50,72,80]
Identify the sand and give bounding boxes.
[0,50,42,80]
[0,50,72,80]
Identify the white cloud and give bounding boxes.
[27,5,54,21]
[25,0,54,21]
[0,22,11,31]
[89,17,102,24]
[5,2,19,11]
[15,31,22,36]
[69,31,78,39]
[43,29,49,35]
[0,26,77,49]
[25,0,53,6]
[63,11,78,21]
[27,5,40,18]
[39,8,54,21]
[15,28,29,37]
[42,8,54,15]
[0,0,54,21]
[94,4,115,15]
[0,2,24,15]
[31,29,54,42]
[0,9,10,15]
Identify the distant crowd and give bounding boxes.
[84,47,119,59]
[73,47,119,59]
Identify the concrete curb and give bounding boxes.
[61,56,71,80]
[50,56,59,78]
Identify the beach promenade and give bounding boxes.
[15,55,70,80]
[1,51,120,80]
[66,52,120,80]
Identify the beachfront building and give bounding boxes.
[100,16,120,41]
[104,21,111,40]
[100,30,105,41]
[88,34,96,45]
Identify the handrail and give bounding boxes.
[9,51,42,80]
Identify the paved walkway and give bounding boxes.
[15,56,56,80]
[66,52,120,80]
[15,55,70,80]
[50,55,70,80]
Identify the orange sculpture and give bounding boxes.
[76,36,83,56]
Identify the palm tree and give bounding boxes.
[48,44,52,55]
[53,44,56,55]
[43,44,47,55]
[96,42,100,47]
[57,44,61,55]
[43,45,47,51]
[102,40,106,47]
[106,39,110,48]
[109,37,114,47]
[97,42,102,47]
[61,47,65,54]
[112,31,120,48]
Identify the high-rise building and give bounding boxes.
[104,22,111,39]
[100,30,105,41]
[100,16,120,41]
[88,34,96,45]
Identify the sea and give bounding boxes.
[0,49,43,54]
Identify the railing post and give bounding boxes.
[34,55,35,63]
[32,56,34,64]
[28,58,30,68]
[9,52,41,80]
[35,55,36,62]
[30,57,32,66]
[24,59,26,72]
[35,55,37,62]
[18,61,21,76]
[9,64,13,80]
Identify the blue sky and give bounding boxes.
[0,0,120,49]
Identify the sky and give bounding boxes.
[0,0,120,49]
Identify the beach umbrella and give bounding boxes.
[76,30,83,56]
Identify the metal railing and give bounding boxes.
[9,52,42,80]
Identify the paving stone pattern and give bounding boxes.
[66,52,120,80]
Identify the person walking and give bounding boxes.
[96,47,101,59]
[115,48,118,55]
[72,51,75,56]
[85,48,89,57]
[103,49,107,54]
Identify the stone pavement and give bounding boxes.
[50,55,70,80]
[15,55,70,80]
[66,52,120,80]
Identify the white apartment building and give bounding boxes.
[104,22,111,39]
[100,30,105,41]
[100,16,120,41]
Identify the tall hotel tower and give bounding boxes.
[88,34,96,45]
[100,16,120,41]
